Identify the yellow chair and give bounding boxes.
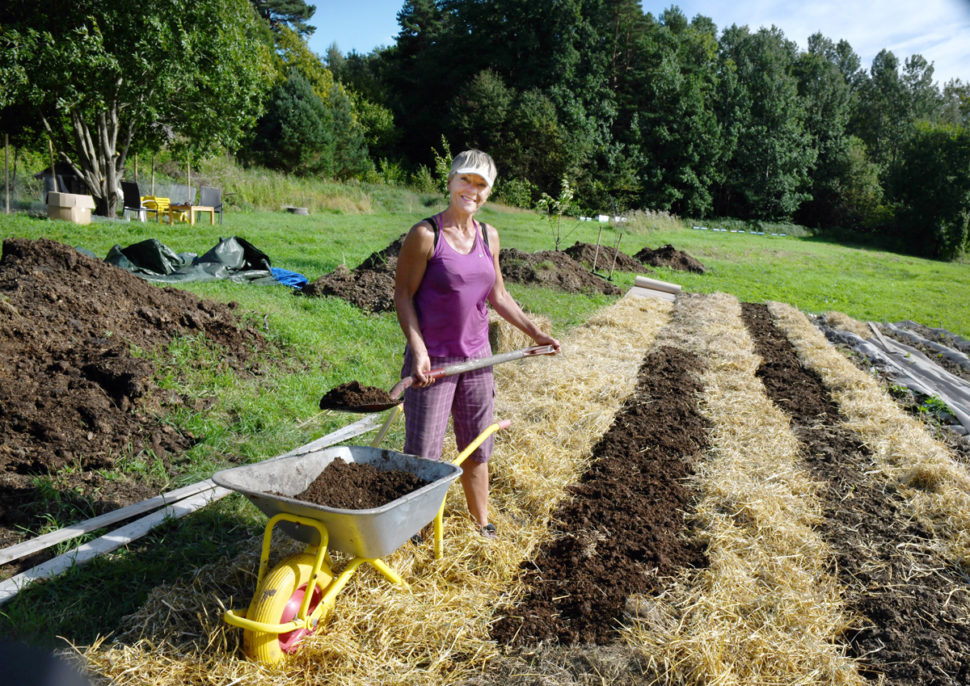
[142,196,184,223]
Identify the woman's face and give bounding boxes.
[448,173,491,213]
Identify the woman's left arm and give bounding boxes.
[485,224,561,351]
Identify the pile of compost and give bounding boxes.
[634,244,707,273]
[0,238,264,552]
[290,459,427,509]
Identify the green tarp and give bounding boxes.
[106,236,278,285]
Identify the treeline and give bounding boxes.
[2,1,968,259]
[325,1,970,259]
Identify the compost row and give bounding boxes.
[742,302,970,684]
[491,345,710,645]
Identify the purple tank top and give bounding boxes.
[414,217,496,356]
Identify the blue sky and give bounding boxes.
[306,0,970,85]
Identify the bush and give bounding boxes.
[494,177,536,208]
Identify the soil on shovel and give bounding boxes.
[634,244,707,273]
[289,459,427,509]
[319,381,398,411]
[0,237,265,564]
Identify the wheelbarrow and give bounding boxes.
[211,413,509,664]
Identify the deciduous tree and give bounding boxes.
[0,0,273,215]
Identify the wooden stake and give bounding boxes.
[608,233,622,280]
[47,138,58,193]
[591,226,603,274]
[151,154,155,194]
[4,133,9,214]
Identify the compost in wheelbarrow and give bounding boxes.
[289,457,428,510]
[211,445,461,559]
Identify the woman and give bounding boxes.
[394,149,560,537]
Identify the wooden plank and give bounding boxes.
[0,481,217,566]
[0,486,231,606]
[626,286,676,302]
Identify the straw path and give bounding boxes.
[628,292,864,684]
[768,301,970,572]
[82,295,674,685]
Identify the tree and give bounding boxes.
[251,0,316,37]
[0,0,273,215]
[247,69,334,176]
[793,33,856,227]
[891,122,970,259]
[625,10,723,217]
[715,25,815,220]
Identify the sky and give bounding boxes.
[307,0,970,86]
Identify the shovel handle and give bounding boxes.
[390,344,556,399]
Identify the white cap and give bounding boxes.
[449,149,497,188]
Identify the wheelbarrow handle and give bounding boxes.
[389,344,556,399]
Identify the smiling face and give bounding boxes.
[448,173,491,214]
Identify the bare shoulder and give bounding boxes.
[401,219,435,259]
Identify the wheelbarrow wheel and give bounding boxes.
[243,553,335,664]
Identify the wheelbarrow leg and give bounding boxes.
[433,419,511,559]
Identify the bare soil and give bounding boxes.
[491,345,710,645]
[563,242,645,273]
[0,238,264,561]
[286,459,427,510]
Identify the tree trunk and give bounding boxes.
[45,97,130,216]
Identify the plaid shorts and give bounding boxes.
[401,346,496,463]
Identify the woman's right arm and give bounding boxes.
[394,221,436,386]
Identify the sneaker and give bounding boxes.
[480,523,497,539]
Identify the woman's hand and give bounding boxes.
[533,332,561,354]
[410,349,436,387]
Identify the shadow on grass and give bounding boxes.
[0,495,261,649]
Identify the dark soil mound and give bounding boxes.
[290,458,427,509]
[634,244,706,274]
[564,242,644,273]
[499,248,622,295]
[742,302,970,684]
[299,236,403,313]
[492,345,709,645]
[0,238,264,552]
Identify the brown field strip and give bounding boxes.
[629,292,863,684]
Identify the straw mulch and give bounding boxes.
[768,301,970,572]
[820,310,872,340]
[628,292,865,684]
[81,295,674,685]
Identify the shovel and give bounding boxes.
[321,344,557,413]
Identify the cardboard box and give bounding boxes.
[47,191,96,225]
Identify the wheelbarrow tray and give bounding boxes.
[212,446,461,559]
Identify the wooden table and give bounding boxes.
[166,204,215,225]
